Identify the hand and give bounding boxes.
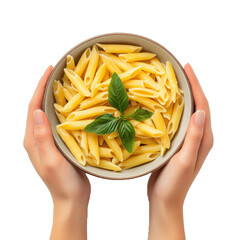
[23,66,90,240]
[147,63,213,240]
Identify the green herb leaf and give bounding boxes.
[126,108,153,122]
[108,72,129,115]
[118,120,135,153]
[84,114,119,135]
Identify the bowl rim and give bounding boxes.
[42,32,194,180]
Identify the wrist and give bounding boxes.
[50,198,88,240]
[149,201,185,240]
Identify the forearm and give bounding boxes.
[148,202,185,240]
[50,199,88,240]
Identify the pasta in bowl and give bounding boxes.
[42,33,193,179]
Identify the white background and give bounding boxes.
[0,0,239,239]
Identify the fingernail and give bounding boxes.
[34,110,44,126]
[194,110,205,126]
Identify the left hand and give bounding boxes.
[23,66,90,205]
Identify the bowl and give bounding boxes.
[42,33,194,180]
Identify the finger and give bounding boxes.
[179,110,205,170]
[24,66,53,142]
[33,109,58,164]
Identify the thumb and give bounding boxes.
[180,110,205,163]
[33,110,57,157]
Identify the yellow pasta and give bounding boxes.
[84,45,99,87]
[99,54,122,75]
[97,43,142,53]
[54,43,184,172]
[119,153,159,169]
[87,132,100,165]
[53,80,66,106]
[64,68,91,97]
[67,106,115,121]
[75,48,91,77]
[119,52,156,62]
[56,126,86,166]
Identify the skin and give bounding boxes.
[23,66,90,240]
[23,63,213,240]
[148,63,214,240]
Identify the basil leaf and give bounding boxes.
[108,72,129,115]
[127,108,153,122]
[84,114,119,135]
[118,120,135,153]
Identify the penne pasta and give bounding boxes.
[75,48,91,77]
[152,110,170,149]
[119,52,156,62]
[102,135,123,162]
[53,80,66,106]
[87,132,100,165]
[58,120,94,130]
[67,106,115,121]
[84,45,99,87]
[97,43,142,53]
[56,126,86,166]
[54,43,184,172]
[99,54,122,75]
[64,68,91,97]
[119,153,159,169]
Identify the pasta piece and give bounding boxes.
[66,55,75,70]
[61,93,84,113]
[163,102,174,120]
[71,130,89,155]
[53,80,66,106]
[107,131,118,139]
[133,145,162,155]
[119,52,156,62]
[97,43,142,53]
[56,126,86,166]
[128,94,166,112]
[63,82,78,96]
[119,153,159,169]
[86,157,121,172]
[152,110,170,149]
[91,63,107,97]
[137,71,159,90]
[96,66,142,91]
[84,45,99,87]
[54,104,69,118]
[99,54,122,75]
[136,123,164,137]
[167,95,184,136]
[67,106,115,121]
[64,68,91,97]
[87,132,100,165]
[132,62,163,75]
[80,91,108,110]
[124,104,140,116]
[102,135,123,162]
[123,80,145,89]
[112,157,120,165]
[122,141,141,161]
[98,135,104,146]
[144,118,155,128]
[150,57,166,75]
[130,100,137,106]
[58,120,94,130]
[156,75,169,105]
[129,88,160,98]
[99,51,133,71]
[55,110,66,124]
[135,138,158,145]
[99,147,114,158]
[75,48,91,77]
[166,61,179,103]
